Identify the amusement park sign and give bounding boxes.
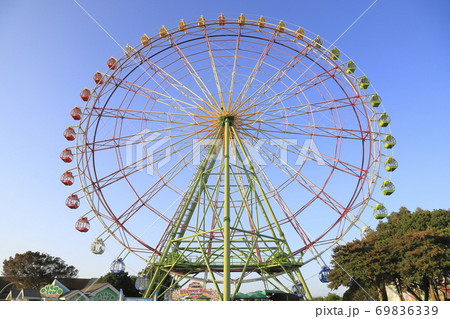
[171,282,219,301]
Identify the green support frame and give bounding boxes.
[142,116,311,301]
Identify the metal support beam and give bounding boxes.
[222,116,232,301]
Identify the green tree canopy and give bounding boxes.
[97,272,141,297]
[312,293,343,301]
[328,207,450,301]
[2,251,78,289]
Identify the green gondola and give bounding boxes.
[330,47,340,60]
[370,94,381,107]
[379,112,391,127]
[383,134,396,149]
[311,35,323,49]
[373,204,388,220]
[381,180,395,195]
[384,157,398,172]
[359,76,370,89]
[346,61,356,73]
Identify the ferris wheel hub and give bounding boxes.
[220,115,235,126]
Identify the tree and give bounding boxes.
[391,228,449,300]
[342,281,379,301]
[312,293,343,301]
[328,236,390,300]
[376,207,450,300]
[97,272,141,297]
[2,251,78,289]
[328,207,450,301]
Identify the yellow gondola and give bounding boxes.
[140,34,150,47]
[178,19,187,32]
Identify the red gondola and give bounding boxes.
[107,57,117,70]
[93,72,104,84]
[66,194,80,209]
[60,171,74,186]
[63,127,76,141]
[75,217,90,232]
[70,107,82,120]
[60,148,73,163]
[80,88,90,101]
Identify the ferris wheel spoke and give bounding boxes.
[245,95,360,119]
[235,132,318,210]
[117,191,173,226]
[93,154,194,226]
[132,50,214,112]
[99,111,199,125]
[229,147,273,236]
[235,152,313,247]
[232,29,278,109]
[260,152,365,218]
[166,34,221,110]
[226,26,241,111]
[263,160,346,219]
[239,67,337,116]
[247,137,349,215]
[256,127,368,179]
[203,27,226,109]
[92,127,213,191]
[86,122,205,152]
[234,45,311,112]
[243,117,367,141]
[98,107,197,123]
[255,120,367,140]
[107,73,213,117]
[232,134,323,252]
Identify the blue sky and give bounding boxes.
[0,0,449,298]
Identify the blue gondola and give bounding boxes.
[319,266,331,283]
[135,275,149,291]
[291,281,304,298]
[110,258,125,274]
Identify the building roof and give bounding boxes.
[81,282,110,294]
[3,277,120,301]
[7,289,42,300]
[20,289,42,298]
[6,289,20,300]
[55,278,97,291]
[0,277,17,300]
[60,290,89,301]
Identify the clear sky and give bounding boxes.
[0,0,449,298]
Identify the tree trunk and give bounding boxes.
[429,280,440,301]
[380,282,388,301]
[394,278,404,301]
[422,277,430,301]
[406,285,422,301]
[375,280,388,301]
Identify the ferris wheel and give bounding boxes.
[60,14,397,301]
